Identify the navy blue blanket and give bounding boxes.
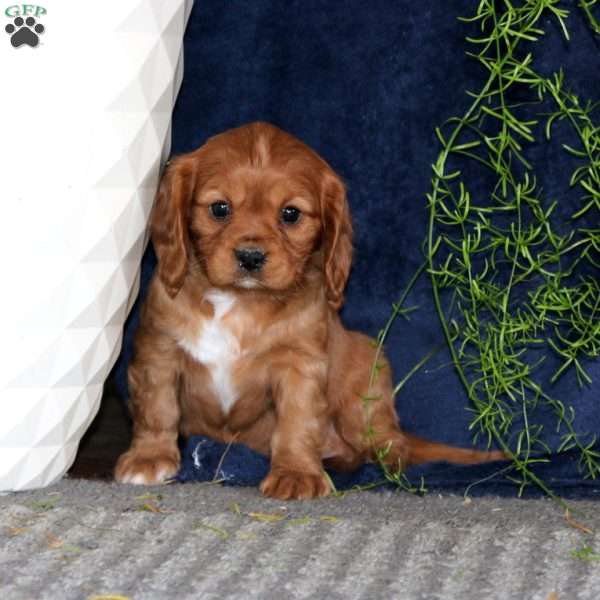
[113,0,600,496]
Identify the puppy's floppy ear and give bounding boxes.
[151,155,197,298]
[321,170,353,310]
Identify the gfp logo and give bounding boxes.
[4,4,46,47]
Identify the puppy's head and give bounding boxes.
[152,122,352,308]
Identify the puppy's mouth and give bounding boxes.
[235,276,264,290]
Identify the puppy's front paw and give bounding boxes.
[260,469,332,500]
[115,448,180,485]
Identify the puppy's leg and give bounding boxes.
[115,328,181,485]
[260,354,331,500]
[329,363,412,471]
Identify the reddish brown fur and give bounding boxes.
[115,122,505,499]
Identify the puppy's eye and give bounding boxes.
[210,200,231,220]
[281,205,301,225]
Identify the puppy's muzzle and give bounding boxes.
[235,247,267,272]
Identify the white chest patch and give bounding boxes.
[178,289,241,414]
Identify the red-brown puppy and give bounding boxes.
[115,122,504,499]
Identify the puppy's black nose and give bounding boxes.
[235,247,267,272]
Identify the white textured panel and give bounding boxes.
[0,0,194,490]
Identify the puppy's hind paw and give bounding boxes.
[115,449,180,485]
[260,469,332,500]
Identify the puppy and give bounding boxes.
[115,122,504,499]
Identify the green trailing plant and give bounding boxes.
[361,261,431,494]
[367,0,600,498]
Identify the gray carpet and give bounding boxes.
[2,478,600,599]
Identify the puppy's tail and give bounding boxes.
[403,432,506,467]
[374,432,507,470]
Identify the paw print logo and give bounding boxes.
[5,16,45,48]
